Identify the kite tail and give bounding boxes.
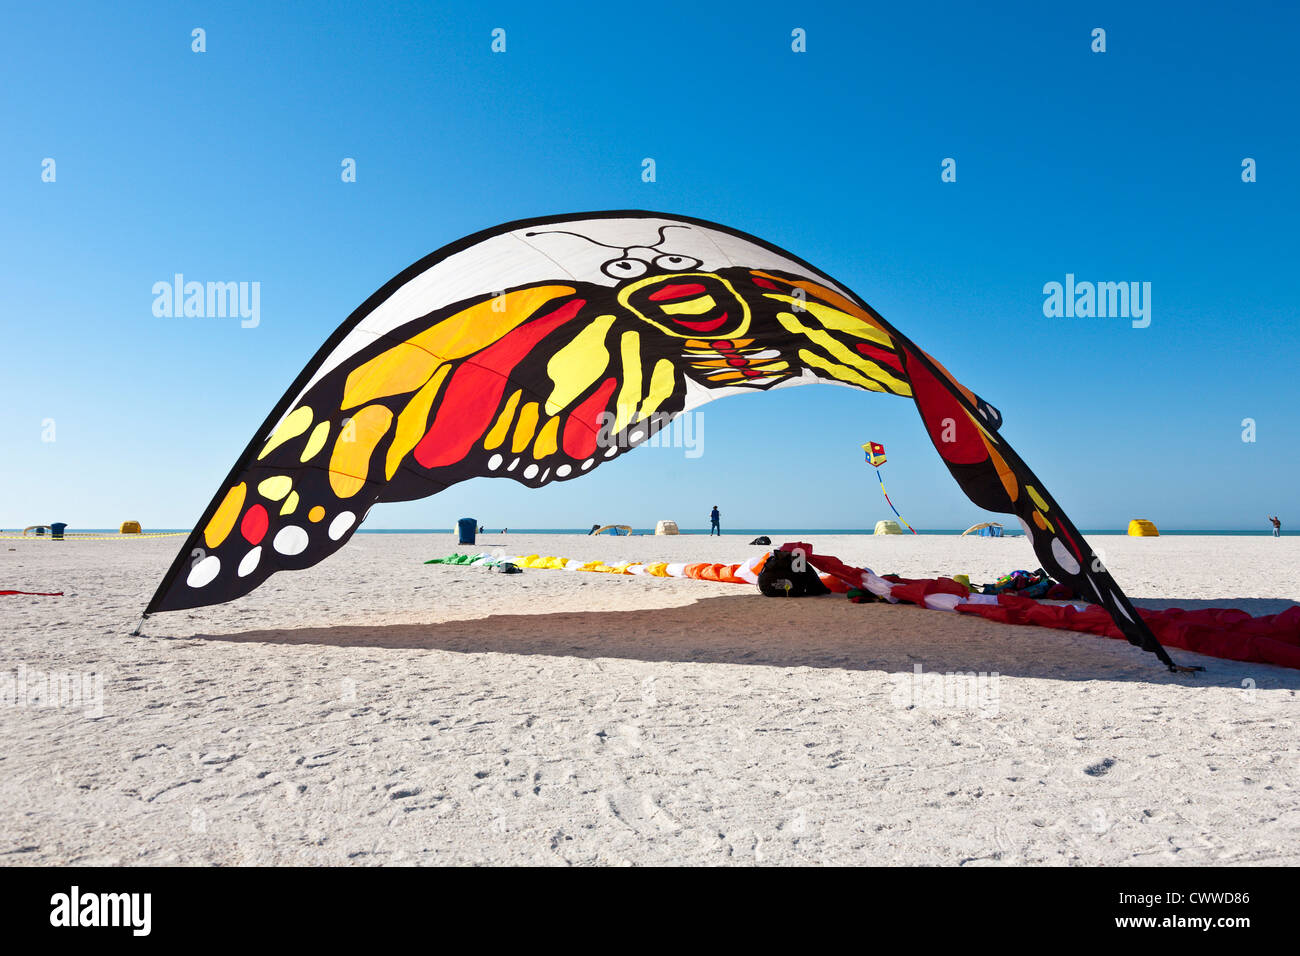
[876,469,917,534]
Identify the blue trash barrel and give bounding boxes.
[456,517,477,546]
[50,522,68,540]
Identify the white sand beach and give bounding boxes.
[1,532,1296,865]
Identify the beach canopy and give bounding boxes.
[144,211,1182,669]
[874,520,904,535]
[1128,519,1160,536]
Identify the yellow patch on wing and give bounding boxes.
[765,295,895,348]
[300,421,331,463]
[533,416,560,459]
[341,285,576,410]
[483,389,523,451]
[779,312,907,393]
[614,331,643,432]
[258,406,312,460]
[329,404,394,498]
[512,402,540,453]
[545,314,615,415]
[385,364,450,479]
[280,490,300,516]
[204,483,247,548]
[659,296,715,316]
[640,359,676,418]
[796,348,886,392]
[257,475,293,501]
[751,271,891,335]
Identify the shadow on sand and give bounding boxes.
[159,593,1300,690]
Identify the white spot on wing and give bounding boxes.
[237,547,261,578]
[328,511,355,541]
[187,555,221,588]
[274,526,309,556]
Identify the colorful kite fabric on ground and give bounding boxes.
[423,545,1300,670]
[145,211,1186,670]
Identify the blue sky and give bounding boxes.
[2,1,1296,532]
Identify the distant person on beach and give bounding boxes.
[710,506,721,536]
[1268,515,1281,537]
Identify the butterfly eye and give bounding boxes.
[601,257,649,279]
[653,254,702,271]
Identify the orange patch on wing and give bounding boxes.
[330,404,394,498]
[204,483,247,549]
[979,430,1019,503]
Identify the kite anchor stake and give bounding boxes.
[129,613,149,637]
[1168,663,1205,674]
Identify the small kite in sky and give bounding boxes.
[862,441,915,534]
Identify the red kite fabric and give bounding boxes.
[785,542,1300,670]
[143,212,1187,670]
[956,598,1300,670]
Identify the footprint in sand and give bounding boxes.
[603,790,681,835]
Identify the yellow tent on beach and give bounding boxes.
[1127,519,1159,536]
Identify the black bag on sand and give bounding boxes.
[749,535,771,545]
[757,549,830,597]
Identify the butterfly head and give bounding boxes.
[614,263,752,338]
[523,223,752,338]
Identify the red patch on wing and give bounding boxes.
[903,351,988,465]
[672,313,728,333]
[854,342,904,374]
[648,283,706,301]
[241,504,268,545]
[414,298,586,469]
[563,377,618,461]
[1056,521,1084,562]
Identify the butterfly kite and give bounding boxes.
[143,211,1191,671]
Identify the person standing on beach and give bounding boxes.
[1268,515,1281,537]
[710,506,721,536]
